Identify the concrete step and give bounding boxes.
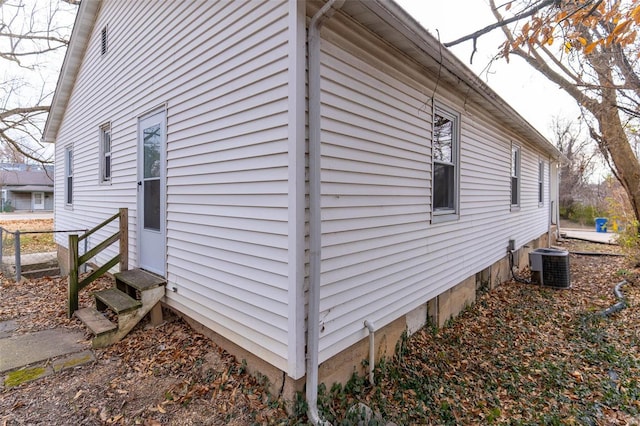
[21,267,60,279]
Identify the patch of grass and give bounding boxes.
[4,366,48,387]
[1,219,56,255]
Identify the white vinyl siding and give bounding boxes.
[54,0,292,372]
[316,25,552,363]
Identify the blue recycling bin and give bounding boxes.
[595,217,608,233]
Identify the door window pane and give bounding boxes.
[144,179,160,231]
[143,124,161,179]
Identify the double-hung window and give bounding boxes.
[538,160,544,206]
[101,26,108,55]
[65,147,73,206]
[100,124,112,183]
[511,145,521,208]
[432,105,460,222]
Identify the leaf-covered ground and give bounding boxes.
[317,239,640,425]
[1,234,639,425]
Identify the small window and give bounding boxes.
[432,105,460,222]
[101,26,108,55]
[511,145,521,207]
[65,147,73,205]
[100,124,112,183]
[538,160,544,206]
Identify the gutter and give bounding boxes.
[307,1,345,425]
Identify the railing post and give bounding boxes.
[0,227,3,265]
[119,208,128,272]
[83,236,88,274]
[68,234,79,318]
[14,230,21,282]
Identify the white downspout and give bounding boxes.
[307,1,345,425]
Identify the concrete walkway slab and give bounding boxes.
[52,350,95,373]
[0,320,18,338]
[0,328,86,373]
[561,228,617,245]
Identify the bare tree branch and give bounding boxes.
[0,0,76,162]
[444,0,557,48]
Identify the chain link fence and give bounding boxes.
[0,227,86,281]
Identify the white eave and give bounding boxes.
[339,0,562,159]
[42,0,101,144]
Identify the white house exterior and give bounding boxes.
[44,0,561,401]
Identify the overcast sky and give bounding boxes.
[394,0,582,142]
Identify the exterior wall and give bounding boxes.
[53,0,295,374]
[316,231,549,389]
[315,16,556,364]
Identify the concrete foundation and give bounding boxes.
[57,244,70,276]
[318,316,406,387]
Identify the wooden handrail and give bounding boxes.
[68,208,128,317]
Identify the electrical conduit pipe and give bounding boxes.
[307,1,345,425]
[364,320,376,385]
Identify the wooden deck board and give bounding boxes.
[94,288,141,314]
[75,307,117,336]
[115,269,166,291]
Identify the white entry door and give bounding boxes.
[32,192,45,210]
[137,110,166,276]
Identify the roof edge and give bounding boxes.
[42,0,101,144]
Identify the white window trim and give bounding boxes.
[64,146,73,208]
[511,144,521,210]
[538,159,544,207]
[431,103,460,224]
[101,25,108,56]
[100,123,112,184]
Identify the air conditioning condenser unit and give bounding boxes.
[528,248,571,288]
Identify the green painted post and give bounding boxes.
[119,208,128,272]
[68,234,79,318]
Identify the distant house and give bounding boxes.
[43,0,561,405]
[0,163,54,212]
